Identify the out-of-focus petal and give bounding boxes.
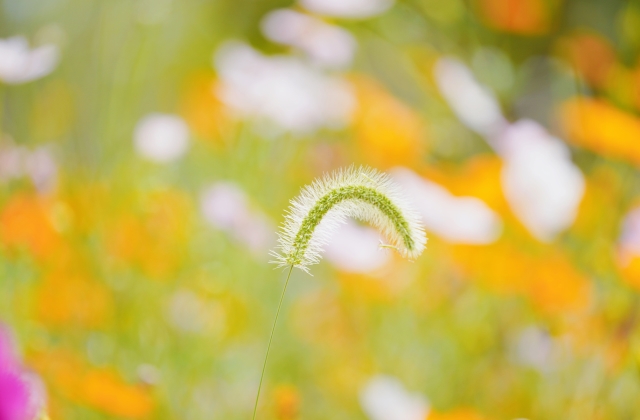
[391,168,502,244]
[500,120,585,241]
[200,182,276,256]
[0,36,59,84]
[324,219,391,273]
[134,113,190,163]
[360,375,430,420]
[261,9,356,69]
[560,98,640,165]
[434,57,507,140]
[299,0,394,18]
[213,41,354,134]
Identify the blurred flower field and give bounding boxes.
[1,0,640,419]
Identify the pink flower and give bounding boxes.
[0,327,45,420]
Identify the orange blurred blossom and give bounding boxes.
[0,193,61,260]
[179,71,233,145]
[29,350,154,419]
[560,98,640,165]
[35,269,113,328]
[350,75,426,169]
[477,0,550,35]
[273,385,300,420]
[453,241,592,315]
[557,32,616,89]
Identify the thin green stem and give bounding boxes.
[252,265,294,420]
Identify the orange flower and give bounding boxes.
[445,155,509,216]
[560,98,640,165]
[350,75,426,169]
[28,349,85,402]
[452,242,530,295]
[557,32,616,89]
[35,269,113,328]
[477,0,549,35]
[106,190,191,279]
[29,350,154,419]
[179,70,232,144]
[273,385,300,420]
[528,255,591,315]
[453,242,592,315]
[428,408,487,420]
[83,369,154,419]
[0,193,61,259]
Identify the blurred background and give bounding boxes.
[1,0,640,419]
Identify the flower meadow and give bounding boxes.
[1,0,640,419]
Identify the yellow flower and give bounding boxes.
[350,76,426,169]
[35,269,113,328]
[179,70,232,145]
[560,98,640,165]
[428,408,487,420]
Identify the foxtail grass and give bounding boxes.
[252,166,426,419]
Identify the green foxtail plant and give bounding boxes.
[252,166,427,419]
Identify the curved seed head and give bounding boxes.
[271,166,427,273]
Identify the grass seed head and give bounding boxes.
[271,166,427,273]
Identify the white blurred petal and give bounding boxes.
[360,375,429,420]
[261,9,356,68]
[213,41,354,134]
[0,144,27,181]
[200,182,276,255]
[0,36,58,84]
[24,147,57,193]
[134,113,190,163]
[434,57,506,139]
[500,120,584,241]
[324,219,391,273]
[391,168,502,244]
[300,0,394,18]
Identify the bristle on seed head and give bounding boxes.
[270,166,427,273]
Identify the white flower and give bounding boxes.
[433,57,507,140]
[391,168,502,244]
[434,57,584,241]
[359,375,430,420]
[200,182,275,256]
[272,166,426,272]
[499,120,585,241]
[213,41,354,134]
[300,0,394,18]
[134,113,189,163]
[324,219,391,273]
[0,36,58,84]
[261,9,357,69]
